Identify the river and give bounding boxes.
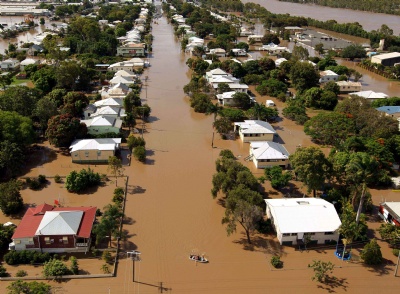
[243,0,400,35]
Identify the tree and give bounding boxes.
[206,103,223,148]
[378,223,400,247]
[34,96,58,131]
[0,73,12,89]
[0,223,15,250]
[361,239,383,265]
[108,156,124,186]
[246,103,278,121]
[213,117,232,139]
[0,86,43,118]
[127,135,145,151]
[290,147,330,197]
[314,43,324,55]
[69,256,79,275]
[0,141,25,178]
[222,199,263,244]
[308,260,335,283]
[7,280,51,294]
[0,110,35,146]
[133,146,146,162]
[95,204,124,246]
[65,168,101,193]
[291,45,309,61]
[217,82,230,94]
[341,44,366,60]
[46,114,87,147]
[42,259,69,278]
[0,180,23,215]
[264,166,292,190]
[232,92,252,110]
[304,112,355,146]
[290,61,319,92]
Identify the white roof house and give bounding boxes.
[275,58,287,67]
[265,198,341,245]
[350,90,389,101]
[94,97,123,108]
[81,116,123,135]
[106,83,132,98]
[216,91,236,106]
[20,58,39,71]
[205,68,229,82]
[70,138,121,153]
[114,70,136,78]
[249,141,290,169]
[319,70,339,83]
[234,120,276,143]
[36,211,83,236]
[109,75,135,86]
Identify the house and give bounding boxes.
[28,44,44,56]
[205,68,229,83]
[106,83,132,98]
[265,198,341,246]
[275,58,287,67]
[70,138,121,163]
[90,106,126,119]
[376,106,400,131]
[259,43,289,54]
[231,48,247,57]
[378,202,400,227]
[249,141,290,169]
[319,70,339,83]
[336,81,362,93]
[216,91,254,106]
[209,48,226,57]
[117,43,146,57]
[234,120,277,143]
[247,35,263,42]
[108,58,145,72]
[350,90,389,102]
[206,68,249,92]
[371,52,400,67]
[81,116,123,135]
[20,58,39,71]
[1,58,20,71]
[94,97,123,108]
[109,75,135,86]
[9,204,97,253]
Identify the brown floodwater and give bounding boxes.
[243,0,400,35]
[2,15,400,294]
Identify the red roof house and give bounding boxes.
[10,204,97,253]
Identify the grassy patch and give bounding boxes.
[11,76,32,86]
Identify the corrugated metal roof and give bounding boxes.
[36,211,83,235]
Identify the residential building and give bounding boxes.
[20,58,39,71]
[117,43,146,57]
[265,198,341,246]
[247,35,263,42]
[108,58,145,72]
[249,141,290,169]
[275,58,287,67]
[9,204,97,253]
[216,91,254,106]
[81,116,123,135]
[109,75,135,86]
[94,97,123,108]
[106,83,132,98]
[350,90,389,102]
[378,202,400,227]
[319,70,339,83]
[231,48,247,56]
[70,138,121,164]
[1,58,20,71]
[234,120,277,142]
[209,48,226,57]
[336,81,362,93]
[371,52,400,67]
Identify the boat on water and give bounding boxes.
[189,254,208,263]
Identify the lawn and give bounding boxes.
[11,76,34,87]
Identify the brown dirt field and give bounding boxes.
[1,16,400,294]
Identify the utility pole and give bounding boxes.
[127,251,141,282]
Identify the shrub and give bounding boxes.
[219,149,235,159]
[0,265,9,277]
[28,178,41,190]
[70,256,79,275]
[113,187,125,204]
[38,175,47,184]
[133,146,146,162]
[271,255,283,268]
[16,269,27,277]
[43,259,69,278]
[4,250,52,265]
[65,168,101,193]
[127,135,146,151]
[102,250,112,263]
[54,174,62,183]
[361,239,383,265]
[393,249,399,257]
[101,263,110,274]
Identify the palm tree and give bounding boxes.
[206,103,223,147]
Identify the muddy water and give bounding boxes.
[2,15,400,294]
[243,0,400,35]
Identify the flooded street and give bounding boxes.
[244,0,400,34]
[2,12,400,294]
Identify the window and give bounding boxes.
[63,237,68,244]
[44,237,50,244]
[85,151,89,157]
[15,240,21,244]
[97,151,101,156]
[291,233,297,236]
[324,232,334,235]
[28,238,34,244]
[74,154,78,157]
[282,233,290,237]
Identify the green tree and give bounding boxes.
[42,259,69,278]
[304,112,355,146]
[206,103,223,148]
[0,86,43,118]
[222,199,263,244]
[378,223,400,246]
[46,114,87,147]
[34,96,58,131]
[0,72,12,89]
[213,117,232,139]
[7,280,51,294]
[291,45,309,61]
[232,92,252,110]
[290,61,319,92]
[0,180,23,215]
[217,82,231,94]
[69,256,79,275]
[290,147,330,197]
[264,166,292,190]
[361,239,383,265]
[341,44,367,60]
[314,43,324,55]
[65,168,101,193]
[133,146,146,162]
[95,204,124,246]
[108,156,124,186]
[0,141,25,178]
[308,260,335,283]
